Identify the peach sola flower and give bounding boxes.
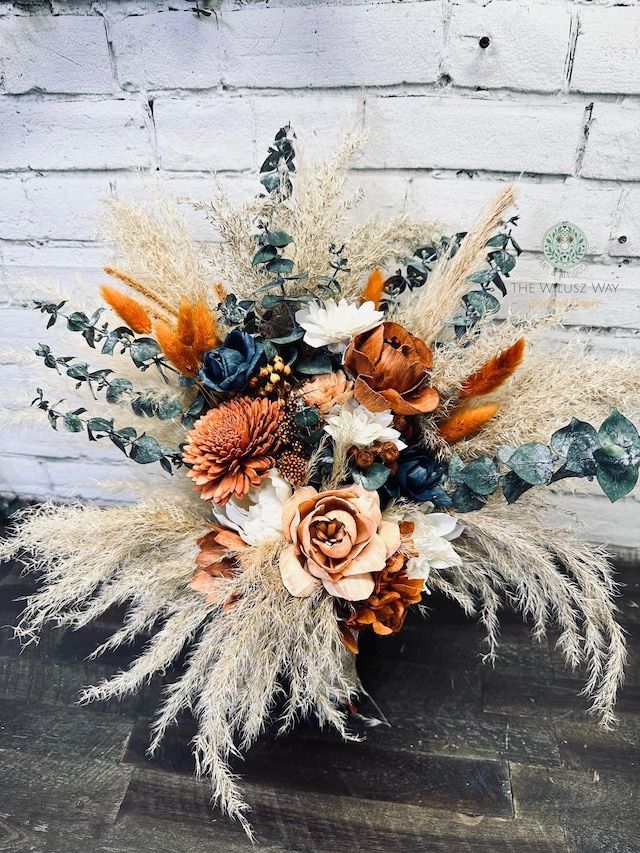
[279,484,401,601]
[183,397,283,505]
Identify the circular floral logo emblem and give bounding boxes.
[542,222,588,270]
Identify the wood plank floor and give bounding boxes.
[1,546,638,852]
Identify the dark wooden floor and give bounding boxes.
[1,545,639,853]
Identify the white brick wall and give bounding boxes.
[1,0,639,546]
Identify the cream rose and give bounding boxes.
[279,484,401,601]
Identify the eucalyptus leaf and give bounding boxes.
[266,257,294,275]
[599,409,640,454]
[294,407,320,428]
[269,327,305,345]
[595,455,639,503]
[451,484,486,512]
[448,452,466,484]
[502,471,533,504]
[157,397,182,420]
[106,377,133,403]
[459,456,500,496]
[252,245,278,266]
[491,250,516,275]
[87,417,114,433]
[130,338,161,364]
[551,418,599,457]
[63,413,84,433]
[351,463,391,491]
[296,353,333,375]
[504,442,554,485]
[497,444,517,465]
[130,435,164,464]
[264,229,293,248]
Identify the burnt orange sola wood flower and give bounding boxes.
[344,534,424,649]
[183,397,283,504]
[189,526,247,607]
[344,322,439,416]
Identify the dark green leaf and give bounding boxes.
[466,269,496,286]
[551,417,599,457]
[157,397,182,420]
[451,484,486,512]
[252,245,278,266]
[502,471,533,503]
[269,327,305,345]
[294,407,320,428]
[491,250,516,275]
[160,457,173,474]
[67,312,89,331]
[459,456,500,495]
[504,442,554,485]
[448,453,465,484]
[595,453,639,503]
[264,229,293,248]
[87,417,113,433]
[106,377,133,403]
[265,257,294,276]
[63,413,84,433]
[130,434,164,464]
[599,409,640,454]
[130,338,161,364]
[485,234,509,249]
[296,353,333,375]
[351,463,391,491]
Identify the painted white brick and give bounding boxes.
[0,455,51,501]
[154,95,256,171]
[0,174,115,241]
[0,100,153,171]
[581,103,640,182]
[110,10,224,90]
[445,1,571,92]
[362,97,583,174]
[555,493,640,549]
[224,3,442,88]
[571,7,640,95]
[154,93,362,171]
[609,187,640,258]
[0,15,113,94]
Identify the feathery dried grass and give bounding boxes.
[101,196,212,309]
[429,498,625,726]
[2,500,358,839]
[397,185,516,344]
[458,340,640,458]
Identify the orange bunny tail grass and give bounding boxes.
[438,403,499,445]
[155,319,200,377]
[213,282,228,302]
[460,338,526,399]
[361,269,385,308]
[103,265,177,318]
[156,301,220,377]
[100,285,152,334]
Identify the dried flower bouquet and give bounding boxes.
[2,126,640,839]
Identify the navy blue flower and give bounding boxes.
[387,447,452,507]
[199,330,264,393]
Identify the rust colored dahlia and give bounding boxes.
[183,397,283,504]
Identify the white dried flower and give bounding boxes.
[323,400,407,450]
[405,510,463,583]
[213,470,292,546]
[295,298,383,352]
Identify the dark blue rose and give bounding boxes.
[199,330,265,393]
[387,447,452,507]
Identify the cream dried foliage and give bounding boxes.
[2,502,358,839]
[428,497,626,727]
[101,195,212,309]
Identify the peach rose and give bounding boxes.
[302,370,354,415]
[344,321,439,415]
[279,484,401,601]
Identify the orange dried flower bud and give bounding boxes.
[100,285,152,334]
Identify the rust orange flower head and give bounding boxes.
[344,321,439,416]
[183,397,283,504]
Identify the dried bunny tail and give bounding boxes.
[457,342,640,459]
[431,499,625,726]
[398,185,516,344]
[101,195,212,309]
[430,307,567,399]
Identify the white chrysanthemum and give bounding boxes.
[323,400,407,450]
[405,510,463,583]
[213,470,292,546]
[295,298,383,352]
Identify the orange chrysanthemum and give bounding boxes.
[183,397,283,504]
[100,285,152,334]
